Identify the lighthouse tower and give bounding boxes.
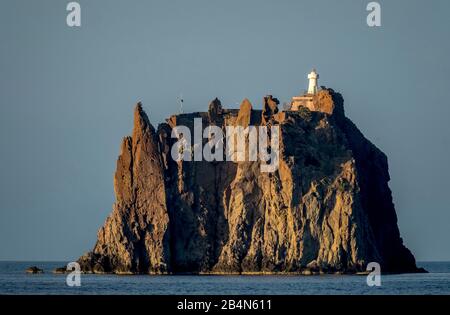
[307,69,319,94]
[290,68,320,111]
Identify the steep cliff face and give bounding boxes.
[78,105,170,274]
[78,89,421,274]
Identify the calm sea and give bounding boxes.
[0,261,449,295]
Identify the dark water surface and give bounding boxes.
[0,261,449,295]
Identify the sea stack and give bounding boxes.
[78,85,422,275]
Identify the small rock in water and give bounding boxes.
[26,266,43,274]
[53,267,67,274]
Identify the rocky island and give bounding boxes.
[77,75,423,275]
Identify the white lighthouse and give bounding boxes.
[290,69,320,111]
[307,69,319,94]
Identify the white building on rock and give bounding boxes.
[291,69,320,111]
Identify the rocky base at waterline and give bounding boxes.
[77,88,425,275]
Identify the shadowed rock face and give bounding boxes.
[78,89,422,274]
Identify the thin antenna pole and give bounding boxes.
[179,94,184,114]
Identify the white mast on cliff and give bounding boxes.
[307,68,319,95]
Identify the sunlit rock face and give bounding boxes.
[78,88,421,275]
